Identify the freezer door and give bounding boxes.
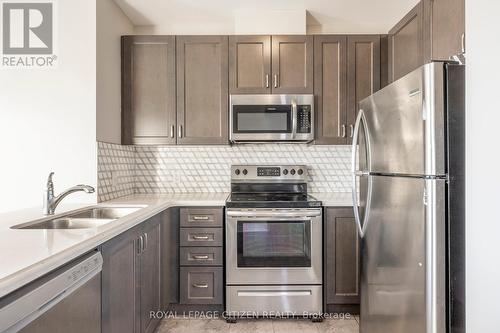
[360,176,446,333]
[358,62,446,176]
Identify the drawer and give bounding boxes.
[180,247,223,266]
[180,208,223,227]
[180,228,223,247]
[180,267,223,304]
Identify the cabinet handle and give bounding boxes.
[193,215,209,221]
[192,235,210,240]
[170,125,175,138]
[143,232,148,252]
[340,124,346,138]
[178,125,183,138]
[193,255,210,260]
[265,74,269,88]
[461,33,465,53]
[273,74,278,88]
[193,283,209,289]
[137,236,144,254]
[350,124,354,138]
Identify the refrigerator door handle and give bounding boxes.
[351,110,373,238]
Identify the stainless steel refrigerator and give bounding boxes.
[351,62,465,333]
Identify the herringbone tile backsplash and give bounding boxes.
[98,142,353,201]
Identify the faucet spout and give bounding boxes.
[43,173,95,215]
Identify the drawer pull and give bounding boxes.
[193,216,210,221]
[193,283,209,289]
[192,235,210,240]
[193,255,210,260]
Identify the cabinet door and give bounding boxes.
[102,227,141,333]
[176,36,229,145]
[431,0,465,60]
[388,2,425,82]
[314,35,347,145]
[161,209,176,308]
[140,217,161,333]
[271,35,313,94]
[122,36,176,145]
[325,208,360,306]
[346,35,380,144]
[229,36,271,94]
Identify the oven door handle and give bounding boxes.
[226,210,322,219]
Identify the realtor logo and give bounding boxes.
[1,1,57,68]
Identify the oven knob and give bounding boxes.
[242,169,248,175]
[235,169,240,175]
[283,169,288,175]
[298,169,304,175]
[290,169,296,175]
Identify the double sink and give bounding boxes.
[11,206,145,230]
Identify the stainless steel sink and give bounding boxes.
[67,207,142,220]
[16,217,115,229]
[11,206,144,230]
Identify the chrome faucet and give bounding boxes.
[43,172,95,215]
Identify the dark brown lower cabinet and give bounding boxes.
[178,207,224,309]
[102,214,162,333]
[325,207,360,314]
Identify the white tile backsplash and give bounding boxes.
[97,142,353,201]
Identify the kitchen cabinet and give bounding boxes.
[314,35,380,145]
[346,35,381,144]
[161,208,179,307]
[229,35,313,94]
[388,2,425,82]
[314,35,347,145]
[325,207,360,313]
[272,35,313,94]
[178,207,224,307]
[388,0,465,82]
[430,0,465,61]
[176,36,229,145]
[102,215,162,333]
[122,36,176,145]
[229,35,272,94]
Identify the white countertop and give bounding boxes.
[0,192,352,298]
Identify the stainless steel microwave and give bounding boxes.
[229,94,314,143]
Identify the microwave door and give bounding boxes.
[231,105,293,142]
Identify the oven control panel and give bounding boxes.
[232,165,308,182]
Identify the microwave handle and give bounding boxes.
[292,99,298,138]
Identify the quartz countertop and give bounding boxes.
[0,191,351,298]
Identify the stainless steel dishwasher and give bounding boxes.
[0,251,102,333]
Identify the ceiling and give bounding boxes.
[113,0,420,34]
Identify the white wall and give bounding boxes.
[96,0,134,144]
[465,0,500,331]
[0,0,97,213]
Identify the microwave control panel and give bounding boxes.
[297,106,312,133]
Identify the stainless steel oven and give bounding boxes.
[229,95,314,143]
[226,208,322,285]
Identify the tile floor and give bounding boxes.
[155,316,359,333]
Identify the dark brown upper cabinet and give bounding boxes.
[229,35,271,94]
[388,2,425,82]
[176,36,229,145]
[314,35,380,145]
[314,35,347,145]
[272,35,314,94]
[122,36,176,145]
[346,35,381,144]
[430,0,465,61]
[388,0,465,83]
[229,35,313,95]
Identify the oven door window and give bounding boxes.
[233,105,292,133]
[237,220,311,267]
